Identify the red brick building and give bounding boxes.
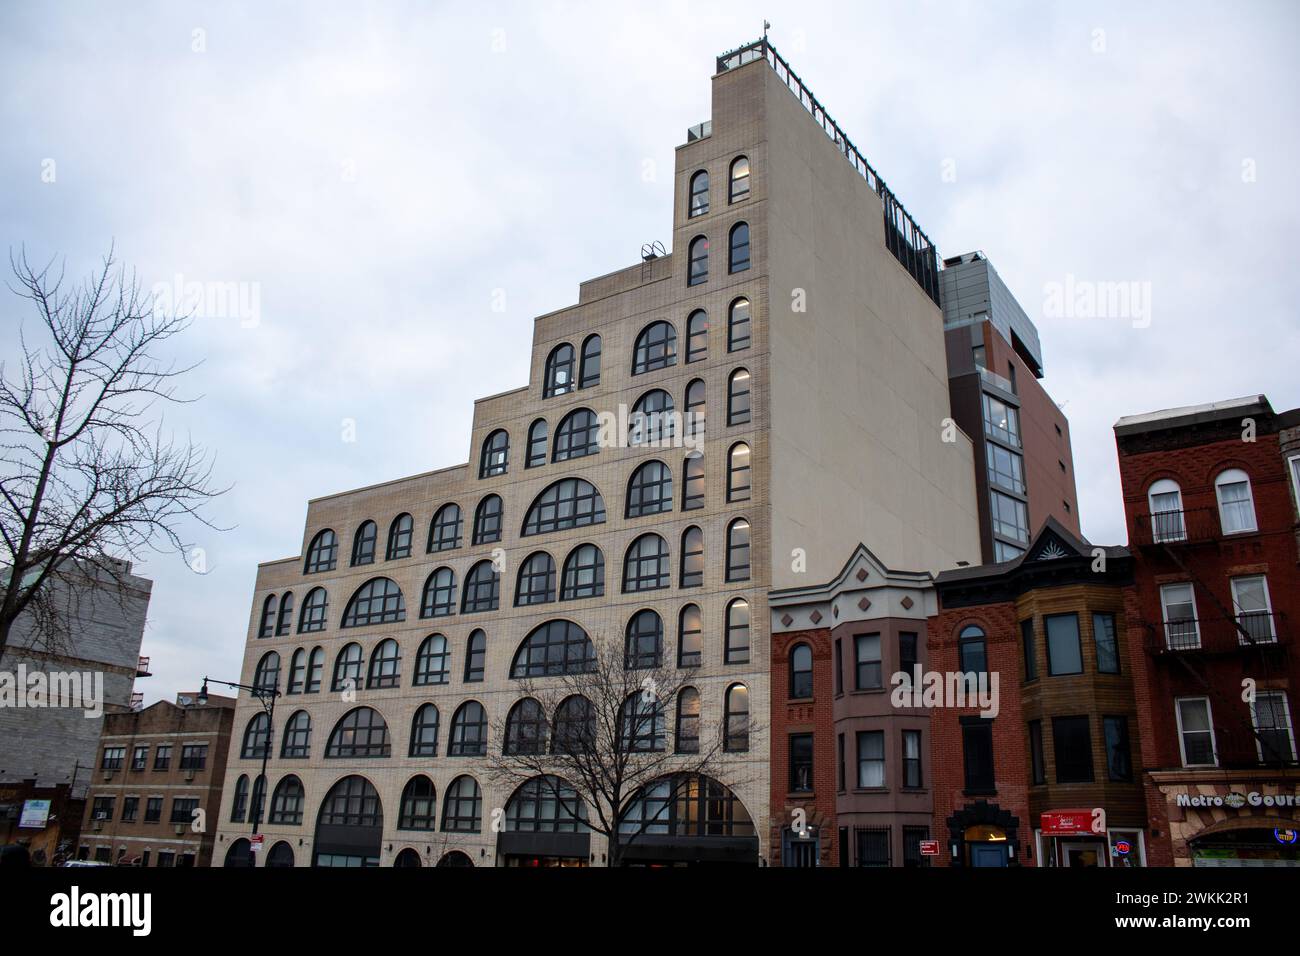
[1116,395,1300,867]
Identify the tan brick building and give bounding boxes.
[80,692,236,866]
[213,39,980,867]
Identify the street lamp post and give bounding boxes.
[199,675,279,866]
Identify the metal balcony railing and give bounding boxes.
[136,655,152,677]
[716,38,941,305]
[1131,507,1220,547]
[1146,612,1288,656]
[686,121,712,141]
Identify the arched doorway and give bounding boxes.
[224,838,253,868]
[437,850,473,867]
[946,800,1019,868]
[266,841,295,868]
[394,848,422,867]
[313,776,383,867]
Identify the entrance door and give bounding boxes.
[782,827,819,867]
[969,843,1007,867]
[1062,842,1103,867]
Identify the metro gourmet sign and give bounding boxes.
[1175,790,1300,809]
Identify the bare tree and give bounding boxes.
[0,245,226,654]
[485,634,757,867]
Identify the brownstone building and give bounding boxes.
[929,519,1146,867]
[1116,395,1300,867]
[80,691,236,867]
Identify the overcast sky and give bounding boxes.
[2,1,1296,704]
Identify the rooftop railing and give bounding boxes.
[717,38,941,305]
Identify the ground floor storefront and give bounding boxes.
[1147,769,1300,867]
[1032,808,1148,867]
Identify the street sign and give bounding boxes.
[919,840,940,856]
[250,834,264,853]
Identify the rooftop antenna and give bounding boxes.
[763,20,770,40]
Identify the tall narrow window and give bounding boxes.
[274,592,293,636]
[725,598,750,664]
[526,419,548,468]
[1028,720,1045,784]
[1251,691,1296,764]
[1176,697,1216,766]
[306,647,324,693]
[687,236,709,287]
[857,730,884,788]
[625,610,664,669]
[902,730,922,788]
[386,513,413,560]
[1053,715,1094,783]
[472,495,503,545]
[683,451,705,510]
[351,520,377,566]
[678,604,702,667]
[1215,468,1256,534]
[958,626,987,676]
[724,684,750,752]
[898,632,918,685]
[287,649,306,694]
[854,634,881,690]
[1093,612,1120,673]
[728,297,751,351]
[725,518,750,582]
[676,688,700,753]
[1231,575,1276,644]
[686,310,708,362]
[544,344,576,398]
[1103,716,1133,781]
[689,169,709,217]
[729,222,751,273]
[684,379,706,440]
[727,442,751,502]
[479,430,509,478]
[727,368,751,425]
[790,734,814,791]
[680,526,704,587]
[1021,618,1037,680]
[789,643,813,698]
[464,630,487,682]
[1147,478,1186,543]
[729,156,750,201]
[1160,583,1199,650]
[1044,613,1083,676]
[961,717,995,792]
[579,334,602,388]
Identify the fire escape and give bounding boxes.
[1133,507,1293,769]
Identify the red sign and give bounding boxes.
[918,840,940,856]
[250,834,264,853]
[1040,810,1097,836]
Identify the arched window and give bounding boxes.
[386,514,413,560]
[1215,468,1257,534]
[479,429,509,478]
[579,334,602,388]
[633,320,677,374]
[326,707,391,758]
[676,688,701,753]
[678,604,703,667]
[332,643,364,691]
[254,652,280,694]
[298,587,328,633]
[680,526,704,587]
[250,775,267,827]
[728,297,751,351]
[544,344,576,398]
[728,368,751,425]
[472,494,503,545]
[275,592,294,636]
[684,378,706,439]
[725,598,750,664]
[724,684,750,752]
[409,704,440,757]
[257,595,277,639]
[414,634,449,686]
[526,419,548,469]
[306,647,324,693]
[729,155,751,201]
[686,310,708,362]
[287,648,306,694]
[464,630,487,682]
[687,236,709,287]
[511,621,595,677]
[351,520,377,566]
[506,777,588,832]
[689,169,709,217]
[515,551,557,606]
[552,408,599,462]
[790,644,813,699]
[449,701,487,756]
[266,841,295,867]
[958,625,988,676]
[281,711,311,758]
[342,578,405,628]
[269,776,304,825]
[462,561,500,614]
[242,713,270,759]
[630,389,676,445]
[560,544,605,600]
[683,451,705,510]
[504,698,548,755]
[623,533,670,592]
[626,460,674,518]
[367,639,401,689]
[420,568,456,618]
[398,776,437,830]
[729,222,751,273]
[304,529,338,574]
[553,695,595,754]
[620,693,665,752]
[727,442,751,502]
[428,503,462,552]
[726,518,751,582]
[231,775,249,822]
[522,478,606,536]
[625,609,664,669]
[317,776,382,831]
[442,776,482,832]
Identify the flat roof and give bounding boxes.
[1114,395,1271,436]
